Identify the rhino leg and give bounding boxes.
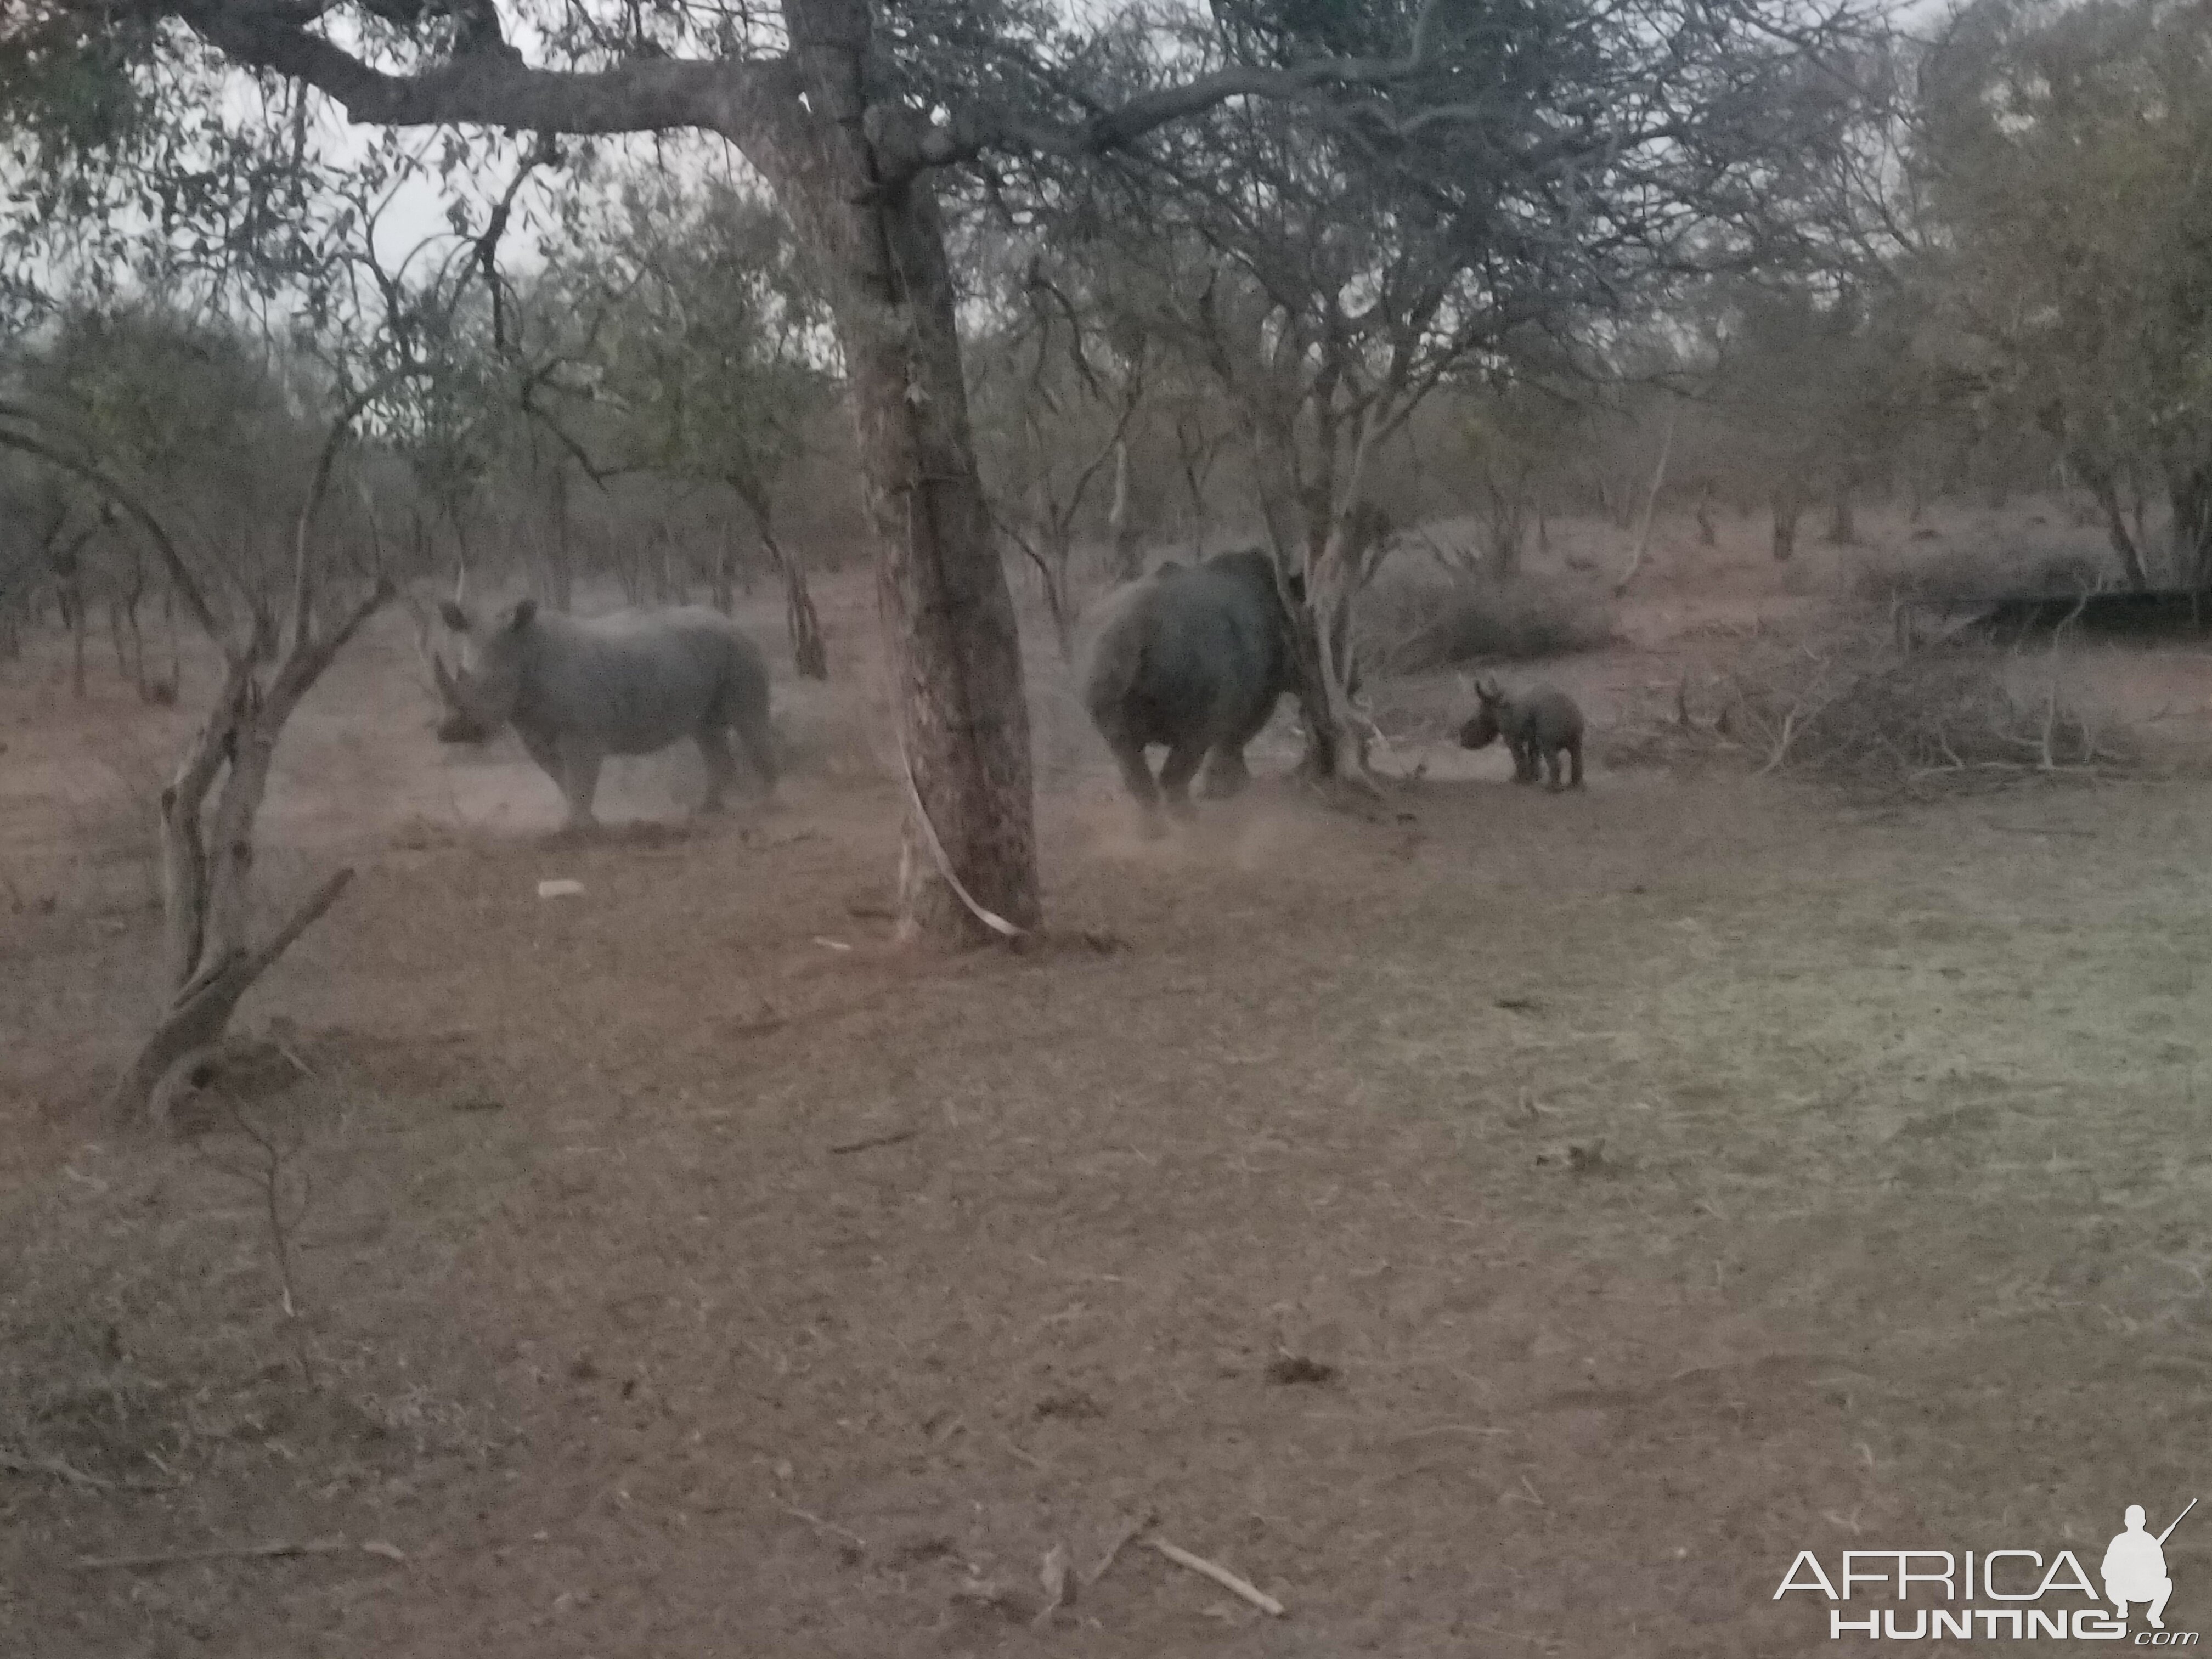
[1566,738,1585,789]
[1197,747,1252,799]
[557,738,603,830]
[1510,740,1539,783]
[734,715,779,799]
[1107,738,1167,835]
[516,726,563,788]
[1543,746,1565,792]
[1158,737,1207,821]
[696,727,736,814]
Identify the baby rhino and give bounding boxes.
[1459,675,1585,791]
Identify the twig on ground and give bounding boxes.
[828,1128,919,1155]
[1147,1535,1286,1617]
[76,1536,360,1570]
[1032,1541,1073,1628]
[1084,1511,1156,1585]
[272,1040,318,1079]
[780,1504,867,1554]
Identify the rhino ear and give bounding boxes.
[438,600,470,633]
[509,597,538,632]
[1475,673,1502,701]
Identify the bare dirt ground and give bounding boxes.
[5,507,2212,1656]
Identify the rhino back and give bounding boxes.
[517,608,764,754]
[1081,559,1287,746]
[1506,684,1584,745]
[1076,579,1160,720]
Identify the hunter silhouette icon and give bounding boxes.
[2103,1500,2194,1629]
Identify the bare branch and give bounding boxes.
[0,411,225,651]
[168,4,796,137]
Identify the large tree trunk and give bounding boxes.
[1826,489,1856,545]
[2169,464,2212,589]
[1108,439,1142,583]
[764,0,1040,944]
[1770,484,1807,562]
[2080,460,2149,589]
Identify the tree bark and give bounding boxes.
[760,0,1040,943]
[110,868,355,1130]
[1826,489,1855,545]
[2080,461,2149,589]
[2171,465,2212,589]
[1108,438,1141,583]
[1770,485,1807,562]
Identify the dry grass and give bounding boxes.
[12,539,2212,1656]
[1360,567,1616,673]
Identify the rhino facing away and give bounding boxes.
[433,599,777,829]
[1459,674,1585,791]
[1078,549,1302,828]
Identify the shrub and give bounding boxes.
[1360,571,1616,674]
[1850,544,2108,607]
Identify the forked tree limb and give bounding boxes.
[109,868,356,1128]
[157,648,263,994]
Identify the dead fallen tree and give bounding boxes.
[1619,626,2135,795]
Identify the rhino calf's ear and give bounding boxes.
[510,597,538,631]
[439,600,470,633]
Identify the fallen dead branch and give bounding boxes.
[1616,625,2138,797]
[1147,1535,1286,1617]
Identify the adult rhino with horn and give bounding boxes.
[431,597,777,830]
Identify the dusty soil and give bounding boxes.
[4,506,2212,1657]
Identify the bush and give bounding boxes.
[1360,570,1616,674]
[1850,544,2109,607]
